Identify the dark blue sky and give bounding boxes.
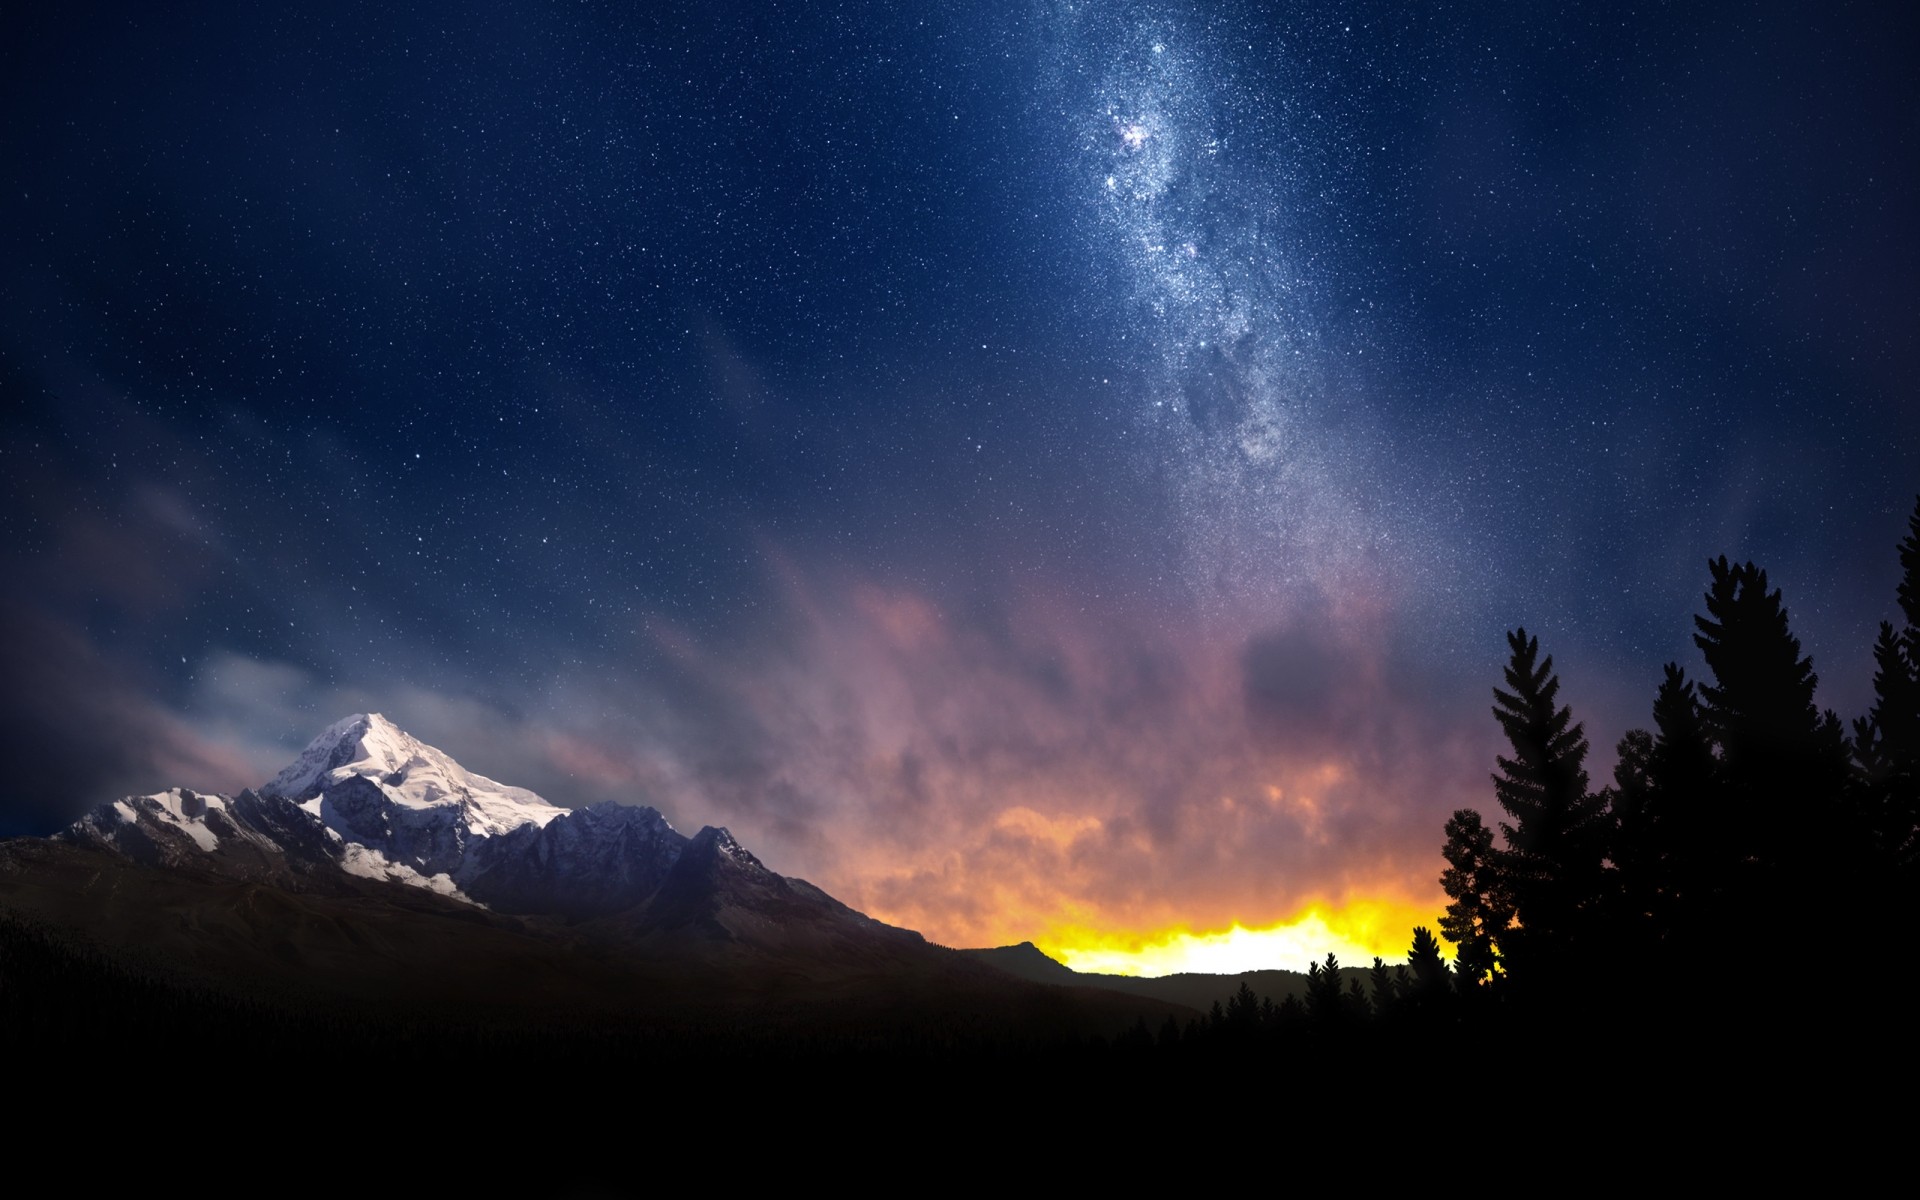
[3,1,1914,952]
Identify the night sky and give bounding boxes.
[4,2,1915,969]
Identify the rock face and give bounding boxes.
[65,786,328,885]
[636,825,924,960]
[464,801,687,920]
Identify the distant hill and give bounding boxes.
[962,940,1375,1013]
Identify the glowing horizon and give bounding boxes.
[1029,898,1446,978]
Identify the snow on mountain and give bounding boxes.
[78,787,229,853]
[338,843,465,897]
[47,713,942,976]
[264,712,562,836]
[65,713,691,917]
[66,786,304,878]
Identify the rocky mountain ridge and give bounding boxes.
[62,712,730,922]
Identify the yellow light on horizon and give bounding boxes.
[1040,899,1440,978]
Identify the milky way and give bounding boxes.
[1047,4,1432,632]
[3,1,1915,969]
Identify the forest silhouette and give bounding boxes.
[1111,494,1920,1072]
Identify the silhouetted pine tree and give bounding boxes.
[1855,624,1918,776]
[1405,926,1453,1017]
[1852,497,1920,871]
[1646,663,1722,910]
[1368,956,1397,1019]
[1346,977,1371,1020]
[1604,728,1657,925]
[1486,629,1611,987]
[1607,663,1723,940]
[1439,808,1510,984]
[1225,979,1261,1036]
[1693,558,1853,888]
[1305,954,1346,1025]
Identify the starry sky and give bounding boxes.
[3,1,1915,968]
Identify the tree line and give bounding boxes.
[1436,495,1920,1025]
[1096,493,1920,1064]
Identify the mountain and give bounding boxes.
[962,940,1373,1012]
[60,712,693,916]
[1,712,1188,1046]
[45,712,911,941]
[966,940,1088,985]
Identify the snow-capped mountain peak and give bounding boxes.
[62,713,713,921]
[263,711,561,837]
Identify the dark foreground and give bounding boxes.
[3,903,1904,1189]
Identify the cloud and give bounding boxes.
[593,559,1484,949]
[0,491,1486,956]
[0,605,269,833]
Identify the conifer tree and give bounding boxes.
[1648,663,1720,898]
[1852,497,1920,870]
[1305,953,1346,1024]
[1692,558,1850,876]
[1406,926,1453,1010]
[1694,559,1823,763]
[1226,979,1261,1033]
[1604,727,1657,924]
[1439,808,1510,983]
[1608,663,1723,934]
[1368,956,1396,1018]
[1486,629,1611,982]
[1854,623,1918,778]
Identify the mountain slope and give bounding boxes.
[612,824,929,970]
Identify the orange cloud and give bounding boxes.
[614,560,1492,961]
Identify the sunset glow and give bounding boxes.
[1039,898,1445,977]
